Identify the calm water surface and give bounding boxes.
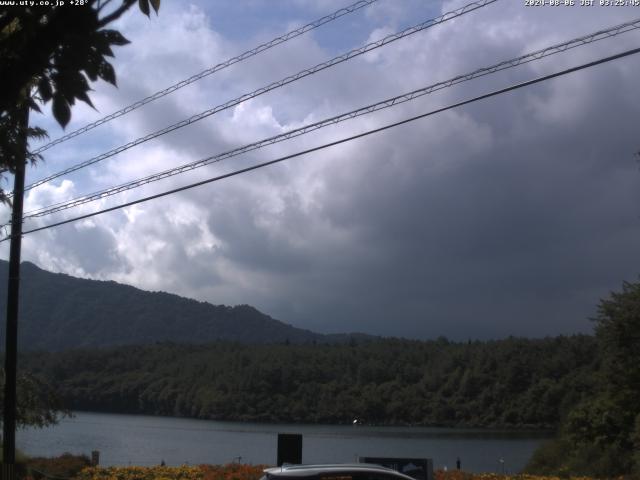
[17,412,550,473]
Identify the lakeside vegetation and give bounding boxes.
[20,456,265,480]
[75,463,266,480]
[21,335,597,428]
[522,281,640,478]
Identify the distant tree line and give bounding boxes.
[20,335,598,429]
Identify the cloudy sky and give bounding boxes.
[2,0,640,340]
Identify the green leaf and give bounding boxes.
[149,0,160,13]
[92,32,115,57]
[28,97,42,113]
[52,95,71,128]
[55,71,90,105]
[101,29,130,46]
[38,77,53,102]
[84,51,101,81]
[138,0,150,17]
[27,127,48,141]
[98,61,116,86]
[76,88,95,109]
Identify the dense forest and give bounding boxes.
[21,335,598,428]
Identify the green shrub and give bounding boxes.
[26,452,92,479]
[523,437,572,477]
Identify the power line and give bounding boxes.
[6,45,639,242]
[30,0,379,155]
[20,17,640,220]
[19,0,497,195]
[23,0,496,193]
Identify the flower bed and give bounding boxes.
[75,464,267,480]
[434,470,623,480]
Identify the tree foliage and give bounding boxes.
[0,367,69,428]
[21,335,598,429]
[526,280,640,477]
[0,0,160,202]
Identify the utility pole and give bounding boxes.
[2,104,29,480]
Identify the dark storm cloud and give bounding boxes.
[258,61,640,338]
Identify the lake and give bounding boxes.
[17,412,551,473]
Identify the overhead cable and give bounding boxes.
[21,17,640,220]
[6,45,639,241]
[20,0,498,195]
[31,0,380,155]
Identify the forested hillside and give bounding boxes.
[21,336,598,428]
[0,261,372,350]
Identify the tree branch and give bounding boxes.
[97,0,137,28]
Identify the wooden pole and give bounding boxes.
[2,105,29,480]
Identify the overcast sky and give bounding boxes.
[2,0,640,340]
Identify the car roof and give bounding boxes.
[263,464,414,479]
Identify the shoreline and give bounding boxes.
[60,410,556,434]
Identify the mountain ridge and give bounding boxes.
[0,260,373,351]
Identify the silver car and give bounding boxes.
[261,464,418,480]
